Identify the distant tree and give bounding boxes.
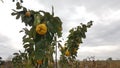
[0,57,5,65]
[83,59,87,62]
[6,55,13,61]
[107,57,112,61]
[0,57,2,65]
[0,57,2,60]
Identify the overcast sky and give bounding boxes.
[0,0,120,60]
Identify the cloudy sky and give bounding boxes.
[0,0,120,60]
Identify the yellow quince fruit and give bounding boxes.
[65,50,70,56]
[37,60,42,65]
[25,11,31,17]
[36,23,47,35]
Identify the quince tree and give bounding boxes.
[11,0,92,68]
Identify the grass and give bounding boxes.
[0,60,120,68]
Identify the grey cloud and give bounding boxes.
[0,34,16,60]
[77,46,120,60]
[0,45,16,60]
[0,34,10,43]
[35,0,120,60]
[37,0,120,11]
[78,0,120,10]
[87,20,120,46]
[36,0,120,46]
[36,0,120,32]
[76,18,120,60]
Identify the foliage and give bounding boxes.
[11,0,92,68]
[0,57,2,59]
[11,1,62,68]
[59,21,92,67]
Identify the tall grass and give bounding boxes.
[1,60,120,68]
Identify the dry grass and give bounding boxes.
[79,60,120,68]
[0,60,120,68]
[0,61,13,68]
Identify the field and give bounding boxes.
[79,60,120,68]
[0,60,120,68]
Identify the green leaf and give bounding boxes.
[33,13,41,26]
[58,42,63,50]
[23,44,30,48]
[12,0,15,2]
[25,47,34,55]
[21,15,34,26]
[82,24,87,32]
[81,30,86,38]
[23,7,27,12]
[46,32,53,43]
[11,12,17,16]
[87,20,93,28]
[35,39,46,49]
[20,0,23,3]
[54,17,62,24]
[29,27,34,38]
[33,29,36,40]
[35,49,45,60]
[25,17,33,26]
[16,14,20,19]
[16,2,22,9]
[46,21,55,33]
[23,28,29,35]
[13,53,19,56]
[44,12,52,20]
[23,38,33,44]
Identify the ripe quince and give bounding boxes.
[36,23,47,35]
[25,11,31,17]
[65,50,70,56]
[37,60,42,65]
